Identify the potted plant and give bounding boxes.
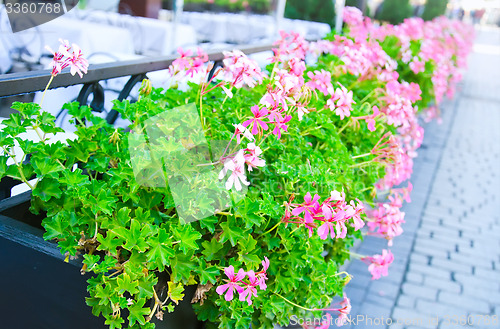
[0,8,473,329]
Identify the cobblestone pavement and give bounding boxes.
[343,26,500,329]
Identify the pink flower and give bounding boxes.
[233,124,254,145]
[362,249,394,280]
[239,270,258,305]
[409,58,425,74]
[46,39,88,78]
[243,105,269,135]
[222,50,266,89]
[366,106,380,132]
[349,200,365,231]
[216,265,246,301]
[243,143,266,172]
[317,204,347,240]
[327,84,355,120]
[169,47,208,78]
[271,113,292,139]
[219,150,250,191]
[336,294,351,326]
[256,256,270,290]
[291,192,321,225]
[306,70,333,96]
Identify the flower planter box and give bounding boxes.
[0,188,203,329]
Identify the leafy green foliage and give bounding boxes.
[422,0,448,21]
[376,0,413,24]
[285,0,335,27]
[0,21,446,328]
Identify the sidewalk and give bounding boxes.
[344,26,500,329]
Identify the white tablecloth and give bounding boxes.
[0,5,13,73]
[65,9,198,55]
[10,16,135,61]
[0,118,77,196]
[179,12,331,44]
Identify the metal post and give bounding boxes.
[171,0,184,54]
[334,0,346,34]
[274,0,287,38]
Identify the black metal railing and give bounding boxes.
[0,42,274,124]
[0,43,274,97]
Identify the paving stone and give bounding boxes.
[416,299,466,317]
[408,263,452,280]
[430,258,473,275]
[437,292,490,314]
[423,276,462,294]
[391,308,435,329]
[405,272,424,284]
[336,29,500,329]
[402,282,438,301]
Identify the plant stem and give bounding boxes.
[40,75,54,108]
[2,146,34,189]
[260,221,281,237]
[337,120,351,134]
[349,160,373,168]
[351,152,371,159]
[341,250,365,259]
[273,292,339,313]
[358,89,375,104]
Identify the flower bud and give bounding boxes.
[139,78,153,96]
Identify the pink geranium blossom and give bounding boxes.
[219,150,249,191]
[336,294,352,326]
[327,83,355,120]
[46,39,89,78]
[243,143,266,172]
[239,270,259,305]
[233,124,254,144]
[216,258,269,305]
[362,249,394,280]
[215,265,246,301]
[243,105,269,135]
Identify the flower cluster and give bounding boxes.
[218,142,266,191]
[216,258,269,305]
[46,39,89,78]
[361,249,395,280]
[283,191,364,239]
[169,47,209,78]
[221,50,266,92]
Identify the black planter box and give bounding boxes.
[0,190,204,329]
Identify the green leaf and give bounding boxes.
[42,212,69,240]
[31,153,62,176]
[112,219,152,252]
[127,298,149,326]
[105,315,124,329]
[172,223,201,253]
[167,281,185,305]
[33,177,63,201]
[201,239,223,261]
[83,254,100,272]
[219,220,246,247]
[116,273,139,295]
[0,156,9,179]
[96,232,123,255]
[146,228,174,270]
[88,187,117,216]
[198,260,219,285]
[170,252,197,283]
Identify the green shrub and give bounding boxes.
[421,0,448,21]
[285,0,335,27]
[376,0,413,24]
